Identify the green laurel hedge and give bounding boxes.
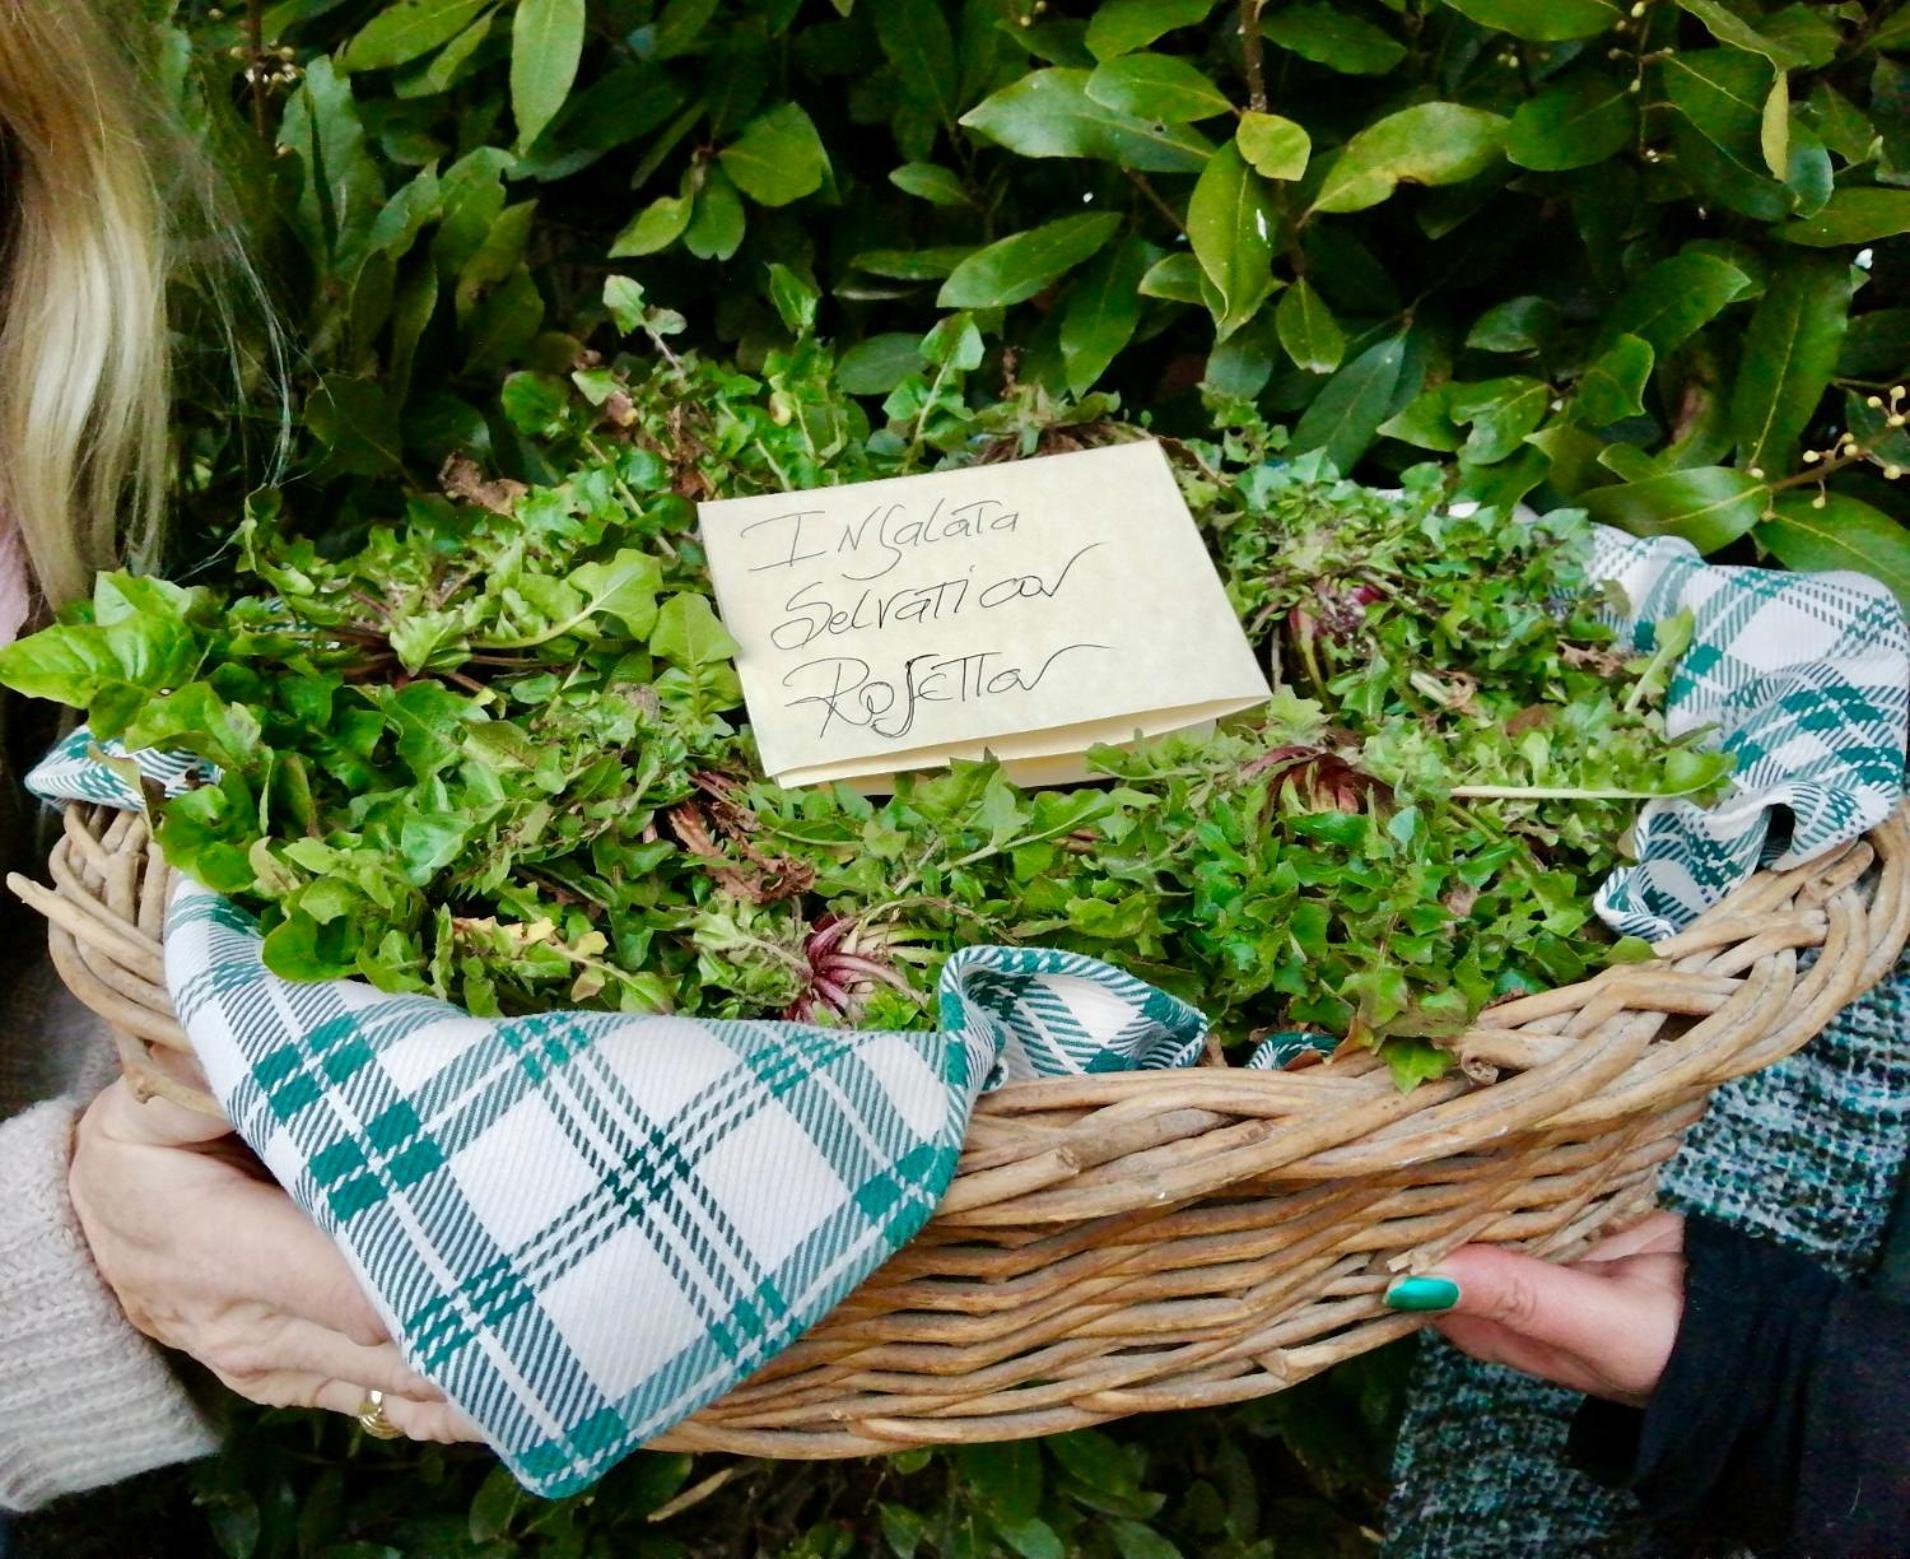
[173,0,1910,602]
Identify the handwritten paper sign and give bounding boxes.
[697,440,1270,789]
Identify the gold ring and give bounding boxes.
[355,1388,405,1441]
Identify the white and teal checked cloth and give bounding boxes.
[158,883,1203,1495]
[1588,527,1909,940]
[22,526,1908,1489]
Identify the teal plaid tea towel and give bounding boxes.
[153,879,1204,1495]
[1587,527,1909,941]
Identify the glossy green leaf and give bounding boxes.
[1290,333,1409,472]
[955,1441,1043,1527]
[1311,103,1508,214]
[1869,8,1910,53]
[997,1518,1067,1559]
[1595,250,1751,356]
[852,246,975,280]
[1784,119,1833,218]
[919,312,984,369]
[651,592,740,668]
[1782,187,1910,246]
[1729,255,1851,475]
[960,68,1214,172]
[567,549,663,639]
[1525,420,1607,496]
[1760,71,1791,178]
[1838,309,1910,378]
[1138,251,1206,303]
[836,333,925,396]
[511,0,585,151]
[1188,141,1277,339]
[874,0,960,131]
[1236,111,1311,179]
[399,7,494,96]
[1107,1518,1183,1559]
[1582,467,1770,552]
[718,103,830,206]
[608,191,691,257]
[307,374,404,475]
[1204,311,1280,397]
[1378,383,1463,451]
[1263,4,1407,75]
[1677,0,1808,69]
[1086,53,1233,122]
[1276,278,1345,373]
[1440,0,1620,41]
[1506,75,1636,171]
[0,626,127,707]
[342,0,490,70]
[937,212,1121,308]
[1756,492,1910,610]
[1084,0,1215,61]
[1672,118,1791,221]
[682,168,746,261]
[1803,82,1877,165]
[1450,376,1549,463]
[1664,49,1769,161]
[1763,6,1842,69]
[1467,296,1561,354]
[1575,333,1654,426]
[878,1503,926,1559]
[1061,238,1149,394]
[889,162,970,206]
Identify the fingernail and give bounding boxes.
[1384,1275,1460,1313]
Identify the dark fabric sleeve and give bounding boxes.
[1564,1214,1910,1556]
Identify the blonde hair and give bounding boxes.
[0,0,188,609]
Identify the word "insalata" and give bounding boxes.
[743,496,1020,581]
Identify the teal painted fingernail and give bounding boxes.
[1384,1275,1460,1313]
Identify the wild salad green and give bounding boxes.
[0,281,1731,1087]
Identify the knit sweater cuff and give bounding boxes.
[0,1100,221,1511]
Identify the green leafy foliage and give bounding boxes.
[2,297,1721,1061]
[166,0,1910,580]
[17,1346,1408,1558]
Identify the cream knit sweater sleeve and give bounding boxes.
[0,1100,221,1509]
[0,957,220,1510]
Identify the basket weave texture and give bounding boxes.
[17,799,1910,1457]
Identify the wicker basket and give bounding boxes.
[16,798,1910,1457]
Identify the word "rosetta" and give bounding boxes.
[780,644,1109,741]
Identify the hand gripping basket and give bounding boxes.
[19,797,1910,1457]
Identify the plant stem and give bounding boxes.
[907,357,958,467]
[1123,168,1187,235]
[1238,0,1269,113]
[581,433,679,559]
[1448,783,1696,801]
[245,0,269,139]
[1768,451,1866,492]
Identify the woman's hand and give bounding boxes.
[68,1078,480,1443]
[1384,1211,1688,1406]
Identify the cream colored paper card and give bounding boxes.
[696,440,1270,789]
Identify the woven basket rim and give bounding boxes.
[20,798,1910,1209]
